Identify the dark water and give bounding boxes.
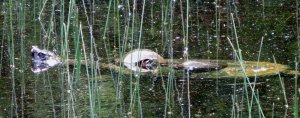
[0,0,299,117]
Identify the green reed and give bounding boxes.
[228,1,264,117]
[137,0,146,117]
[162,1,176,117]
[126,0,134,115]
[127,0,146,116]
[214,0,220,103]
[81,1,96,117]
[295,0,299,117]
[18,0,26,117]
[248,36,264,116]
[45,1,59,116]
[294,57,299,118]
[273,56,289,117]
[80,23,91,117]
[128,0,136,115]
[7,0,17,117]
[228,13,265,117]
[70,1,80,117]
[113,0,123,110]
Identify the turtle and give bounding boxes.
[30,46,300,78]
[123,49,167,72]
[122,49,227,72]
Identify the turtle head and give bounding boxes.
[31,46,61,73]
[136,58,158,71]
[31,46,53,61]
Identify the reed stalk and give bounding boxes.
[163,1,176,117]
[7,0,18,117]
[249,36,264,115]
[294,0,299,117]
[294,58,299,118]
[128,0,137,115]
[18,0,26,117]
[228,13,265,117]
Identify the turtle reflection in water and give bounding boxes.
[31,46,298,78]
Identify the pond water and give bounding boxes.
[0,0,299,117]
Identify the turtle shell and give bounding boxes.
[123,49,167,72]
